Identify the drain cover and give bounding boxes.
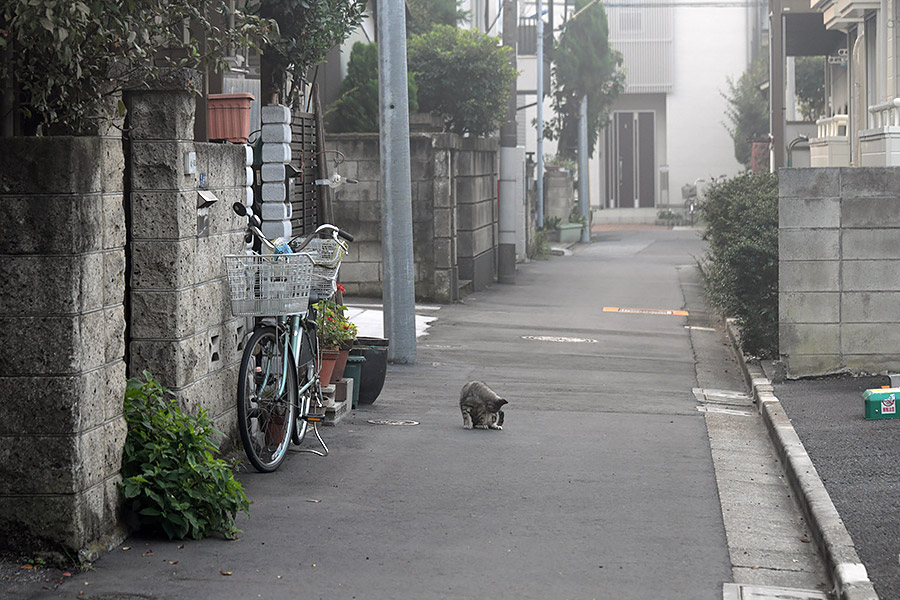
[367,419,419,426]
[521,335,598,344]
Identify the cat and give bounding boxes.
[459,381,508,430]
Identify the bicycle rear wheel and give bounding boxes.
[237,326,297,473]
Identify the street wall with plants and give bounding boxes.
[0,81,250,559]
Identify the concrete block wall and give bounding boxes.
[0,135,129,556]
[326,131,499,303]
[454,136,499,292]
[126,86,247,436]
[544,169,575,222]
[780,167,900,376]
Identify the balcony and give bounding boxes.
[859,99,900,166]
[809,115,850,167]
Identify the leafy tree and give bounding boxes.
[723,56,769,169]
[795,56,825,121]
[0,1,270,135]
[406,0,469,36]
[326,42,418,133]
[408,25,517,136]
[544,0,624,160]
[255,0,367,108]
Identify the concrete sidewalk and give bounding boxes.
[728,327,885,600]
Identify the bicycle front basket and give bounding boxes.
[225,253,314,316]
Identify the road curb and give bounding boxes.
[725,320,879,600]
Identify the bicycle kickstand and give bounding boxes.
[295,410,329,456]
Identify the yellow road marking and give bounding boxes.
[603,306,689,317]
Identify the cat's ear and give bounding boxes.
[498,398,509,407]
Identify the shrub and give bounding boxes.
[408,25,517,136]
[1,1,269,135]
[699,172,779,358]
[327,42,418,133]
[121,372,250,540]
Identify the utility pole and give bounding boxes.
[377,0,416,364]
[578,95,590,243]
[498,0,518,284]
[536,0,545,228]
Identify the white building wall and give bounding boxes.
[665,6,747,194]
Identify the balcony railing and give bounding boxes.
[816,114,849,137]
[869,98,900,128]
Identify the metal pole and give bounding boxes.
[578,95,590,243]
[536,0,545,228]
[377,0,416,364]
[499,0,518,284]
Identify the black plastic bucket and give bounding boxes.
[350,337,389,405]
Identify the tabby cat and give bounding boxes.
[459,381,508,430]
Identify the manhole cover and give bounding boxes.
[367,419,420,426]
[521,335,598,344]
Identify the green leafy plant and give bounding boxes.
[326,42,418,133]
[795,56,826,121]
[544,0,625,160]
[255,0,367,108]
[723,56,770,170]
[406,0,469,35]
[699,172,778,358]
[544,154,577,171]
[1,1,270,135]
[540,215,561,232]
[315,285,358,349]
[408,25,517,136]
[568,210,587,226]
[121,372,250,540]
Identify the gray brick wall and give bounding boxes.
[0,81,252,557]
[779,167,900,377]
[326,131,499,303]
[0,135,128,556]
[126,88,247,436]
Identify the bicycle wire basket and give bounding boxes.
[301,238,347,300]
[225,253,314,316]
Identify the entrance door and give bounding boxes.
[605,111,655,208]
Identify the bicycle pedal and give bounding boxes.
[303,412,327,422]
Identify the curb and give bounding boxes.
[725,320,879,600]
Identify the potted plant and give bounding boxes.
[315,285,358,384]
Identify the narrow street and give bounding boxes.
[15,229,828,599]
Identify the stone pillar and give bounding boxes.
[0,134,128,557]
[260,104,293,240]
[126,78,247,433]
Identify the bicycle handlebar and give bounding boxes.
[231,202,353,251]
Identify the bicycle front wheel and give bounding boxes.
[237,326,297,473]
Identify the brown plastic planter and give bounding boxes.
[207,93,254,142]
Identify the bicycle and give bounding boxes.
[225,203,353,472]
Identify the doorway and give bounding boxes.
[605,111,656,208]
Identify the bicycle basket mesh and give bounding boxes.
[225,254,313,316]
[304,238,346,300]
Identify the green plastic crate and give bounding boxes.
[863,387,900,420]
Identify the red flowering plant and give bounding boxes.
[315,285,358,350]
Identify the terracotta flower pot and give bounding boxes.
[318,348,341,386]
[207,93,254,143]
[330,348,351,384]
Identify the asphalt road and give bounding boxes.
[6,228,825,599]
